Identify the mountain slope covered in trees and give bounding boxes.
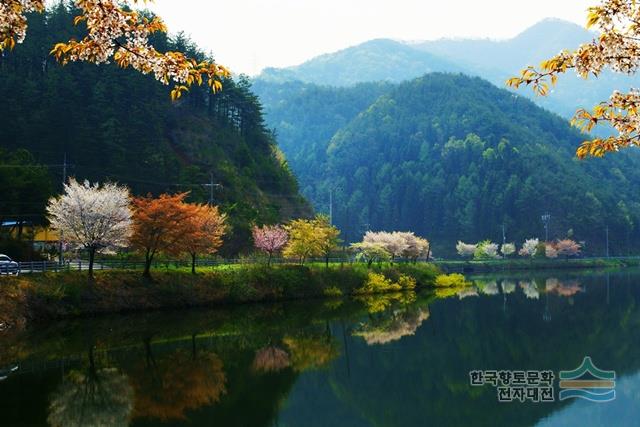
[255,73,640,256]
[0,5,309,254]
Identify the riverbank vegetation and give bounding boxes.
[0,263,441,331]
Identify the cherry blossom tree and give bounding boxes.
[477,241,500,260]
[519,238,540,257]
[507,0,640,158]
[1,1,229,99]
[501,243,516,257]
[399,232,431,262]
[545,243,559,259]
[556,239,582,260]
[363,231,408,262]
[47,178,132,281]
[252,225,288,266]
[456,241,477,258]
[350,241,391,268]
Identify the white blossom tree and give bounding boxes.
[480,242,501,259]
[500,243,516,257]
[519,238,540,258]
[363,231,408,262]
[456,241,477,258]
[350,241,391,268]
[398,232,431,262]
[47,179,132,281]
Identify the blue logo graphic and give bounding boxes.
[559,357,616,402]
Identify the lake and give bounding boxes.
[1,268,639,426]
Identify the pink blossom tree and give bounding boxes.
[252,225,288,266]
[556,239,581,260]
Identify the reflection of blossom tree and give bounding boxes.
[252,346,291,373]
[457,288,479,299]
[283,334,339,372]
[520,281,540,299]
[478,281,499,295]
[545,278,583,297]
[48,347,133,427]
[130,343,226,421]
[501,280,516,294]
[354,307,430,346]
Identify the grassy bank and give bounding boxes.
[435,257,640,273]
[0,263,440,331]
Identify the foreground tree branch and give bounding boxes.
[1,0,230,99]
[507,0,640,158]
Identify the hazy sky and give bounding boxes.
[148,0,594,75]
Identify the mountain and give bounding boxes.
[256,19,640,118]
[251,80,392,198]
[415,19,593,74]
[256,73,640,256]
[259,39,464,86]
[0,5,310,254]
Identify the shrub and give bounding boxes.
[353,273,402,295]
[397,274,417,290]
[435,273,472,288]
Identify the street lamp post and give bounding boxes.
[541,213,551,242]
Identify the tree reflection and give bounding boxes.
[283,333,339,372]
[252,346,291,373]
[545,278,583,297]
[355,291,417,314]
[129,339,227,421]
[48,347,133,427]
[519,280,540,299]
[354,307,430,345]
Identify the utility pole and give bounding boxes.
[202,172,223,206]
[329,189,333,225]
[541,213,551,242]
[606,226,610,258]
[59,153,67,266]
[502,223,506,246]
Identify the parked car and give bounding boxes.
[0,254,19,275]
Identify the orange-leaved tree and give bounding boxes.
[178,204,226,274]
[508,0,640,158]
[131,192,192,278]
[0,0,229,99]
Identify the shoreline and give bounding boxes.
[0,258,636,333]
[0,263,440,333]
[434,257,639,273]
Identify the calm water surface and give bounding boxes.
[1,269,640,426]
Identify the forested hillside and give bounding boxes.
[255,73,640,256]
[0,4,309,254]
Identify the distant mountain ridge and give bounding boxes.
[256,19,640,118]
[259,38,464,86]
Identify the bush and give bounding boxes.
[397,274,417,290]
[435,273,472,288]
[354,273,402,295]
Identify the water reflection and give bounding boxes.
[48,348,133,427]
[0,269,639,426]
